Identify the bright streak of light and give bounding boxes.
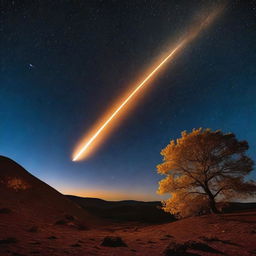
[72,7,223,161]
[73,43,183,161]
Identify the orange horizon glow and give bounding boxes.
[57,186,167,201]
[72,7,224,161]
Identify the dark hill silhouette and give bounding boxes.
[66,195,176,223]
[0,156,95,228]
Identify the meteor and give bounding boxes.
[72,7,223,161]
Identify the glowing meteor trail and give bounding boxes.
[72,7,223,161]
[73,44,183,161]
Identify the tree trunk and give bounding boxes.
[209,197,219,214]
[204,185,219,214]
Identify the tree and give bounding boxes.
[157,128,256,218]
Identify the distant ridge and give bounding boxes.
[66,195,175,223]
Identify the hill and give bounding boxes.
[0,156,96,228]
[66,195,175,223]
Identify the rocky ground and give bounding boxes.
[0,209,255,256]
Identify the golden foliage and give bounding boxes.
[162,192,209,218]
[157,128,255,218]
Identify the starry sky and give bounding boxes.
[1,0,256,201]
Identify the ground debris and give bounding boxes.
[101,236,127,247]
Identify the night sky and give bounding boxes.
[1,0,256,200]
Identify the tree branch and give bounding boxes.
[213,187,226,198]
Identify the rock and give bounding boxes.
[163,242,200,256]
[185,240,224,254]
[0,237,18,244]
[27,226,39,233]
[71,243,81,247]
[163,242,187,256]
[163,240,224,256]
[0,208,12,214]
[101,236,127,247]
[47,236,57,240]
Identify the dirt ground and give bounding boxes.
[1,210,255,256]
